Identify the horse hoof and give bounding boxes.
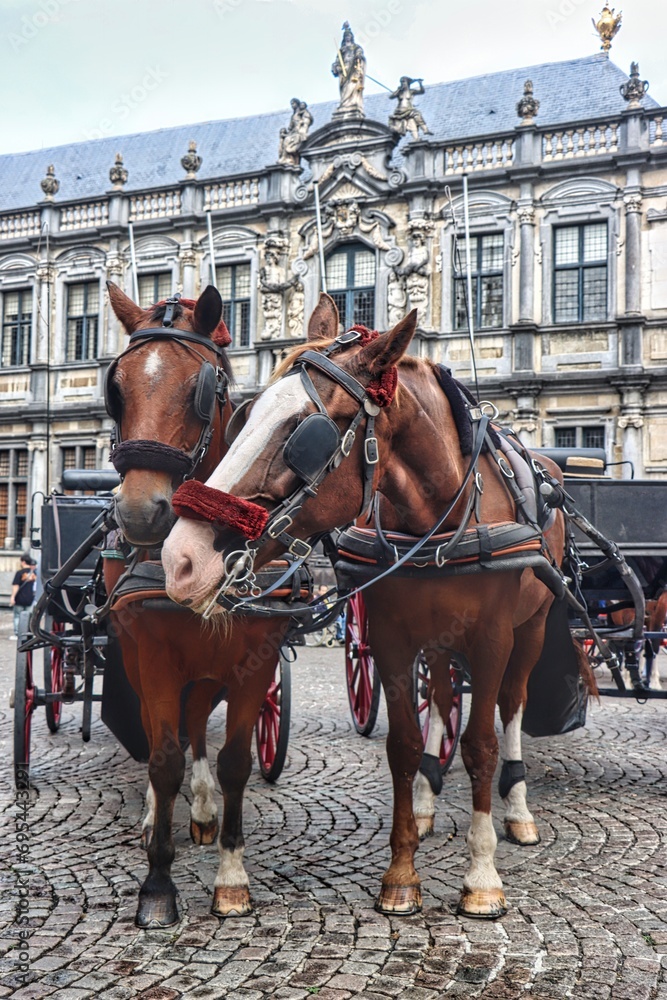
[211,886,252,917]
[375,884,423,915]
[504,820,540,846]
[190,817,219,846]
[140,826,153,850]
[135,893,179,929]
[415,814,434,840]
[457,888,507,920]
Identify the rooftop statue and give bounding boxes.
[388,77,432,140]
[332,21,366,118]
[278,99,313,166]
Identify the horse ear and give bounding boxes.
[106,281,145,334]
[355,310,418,373]
[307,293,339,342]
[193,285,223,337]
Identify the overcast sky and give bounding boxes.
[0,0,664,156]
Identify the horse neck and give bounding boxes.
[378,365,468,534]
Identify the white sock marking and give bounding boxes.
[502,707,535,824]
[413,696,444,819]
[142,782,155,834]
[463,810,502,892]
[214,846,249,888]
[190,758,217,825]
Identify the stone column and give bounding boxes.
[623,190,642,315]
[615,380,647,478]
[35,262,54,365]
[179,244,197,298]
[517,205,535,323]
[105,248,125,357]
[508,386,541,447]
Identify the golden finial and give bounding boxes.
[592,4,622,55]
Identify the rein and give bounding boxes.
[171,328,494,619]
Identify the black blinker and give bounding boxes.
[283,412,341,484]
[194,362,216,422]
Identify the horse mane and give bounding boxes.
[148,302,234,384]
[270,336,424,386]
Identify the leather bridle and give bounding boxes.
[106,294,229,481]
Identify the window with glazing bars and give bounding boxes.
[0,448,29,547]
[553,224,608,324]
[138,273,172,309]
[2,289,32,367]
[66,282,99,361]
[325,244,376,332]
[554,426,606,450]
[62,445,97,494]
[453,234,504,330]
[216,264,251,347]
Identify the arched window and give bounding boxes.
[325,243,375,330]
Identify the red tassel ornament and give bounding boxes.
[348,324,398,406]
[172,481,268,540]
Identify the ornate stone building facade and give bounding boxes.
[0,22,666,587]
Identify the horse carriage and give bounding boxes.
[12,469,294,790]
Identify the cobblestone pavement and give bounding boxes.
[1,609,667,1000]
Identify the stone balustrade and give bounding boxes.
[129,189,182,222]
[60,201,109,231]
[442,137,514,175]
[0,211,41,241]
[542,121,620,160]
[203,178,260,211]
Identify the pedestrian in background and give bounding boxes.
[9,553,36,639]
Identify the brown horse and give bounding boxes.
[104,283,294,928]
[163,294,576,919]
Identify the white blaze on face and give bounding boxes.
[143,349,162,382]
[163,375,310,605]
[208,375,310,493]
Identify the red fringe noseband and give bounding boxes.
[172,481,269,540]
[348,325,398,407]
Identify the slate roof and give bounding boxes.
[0,55,659,213]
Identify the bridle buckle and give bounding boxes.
[267,513,293,539]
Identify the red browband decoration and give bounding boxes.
[172,480,268,540]
[158,298,232,348]
[348,324,398,407]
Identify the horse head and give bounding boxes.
[106,282,232,547]
[163,294,417,613]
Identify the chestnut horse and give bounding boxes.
[163,295,575,919]
[104,283,294,928]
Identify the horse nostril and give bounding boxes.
[149,495,173,528]
[173,553,194,587]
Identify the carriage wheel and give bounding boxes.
[345,593,381,737]
[413,654,463,777]
[13,613,36,788]
[44,618,65,733]
[256,654,291,783]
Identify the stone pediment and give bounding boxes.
[297,116,400,203]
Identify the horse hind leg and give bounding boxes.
[497,613,549,847]
[141,782,155,849]
[413,650,453,839]
[185,680,221,846]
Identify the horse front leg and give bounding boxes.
[136,677,185,928]
[185,678,221,846]
[413,649,453,839]
[212,651,278,918]
[368,620,423,916]
[458,622,515,920]
[496,608,551,847]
